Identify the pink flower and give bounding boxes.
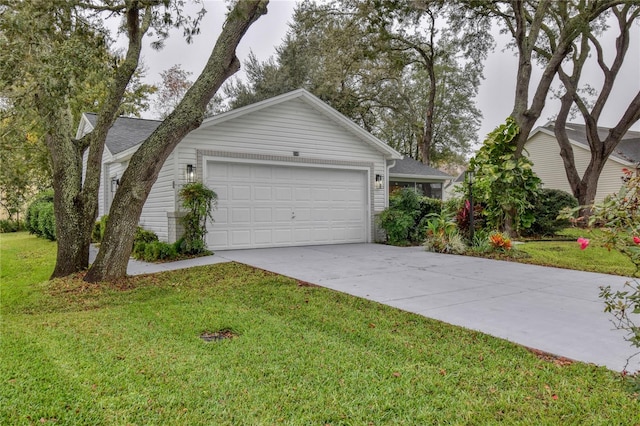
[634,236,640,245]
[577,237,590,250]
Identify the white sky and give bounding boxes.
[137,0,640,142]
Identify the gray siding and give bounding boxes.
[138,152,176,241]
[179,98,388,212]
[525,132,629,203]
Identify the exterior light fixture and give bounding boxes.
[111,177,119,193]
[375,174,384,190]
[186,164,195,183]
[466,169,475,242]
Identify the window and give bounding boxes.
[389,181,443,199]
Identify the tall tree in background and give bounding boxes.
[1,0,268,282]
[552,4,640,211]
[225,0,491,167]
[154,64,193,119]
[471,0,630,156]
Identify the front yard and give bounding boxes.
[1,232,638,424]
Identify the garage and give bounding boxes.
[205,160,369,250]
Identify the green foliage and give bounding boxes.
[91,215,111,243]
[3,241,638,424]
[25,190,55,240]
[468,117,541,235]
[179,182,217,255]
[131,228,178,262]
[378,188,442,245]
[422,209,466,254]
[0,219,23,233]
[134,226,159,245]
[585,170,640,375]
[378,209,415,245]
[525,189,578,237]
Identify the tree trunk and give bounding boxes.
[47,131,95,278]
[84,0,269,283]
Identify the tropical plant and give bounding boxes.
[179,182,217,255]
[468,118,541,236]
[423,210,466,254]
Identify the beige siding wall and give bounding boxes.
[525,132,628,203]
[179,98,388,212]
[138,152,176,241]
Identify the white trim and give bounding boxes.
[202,155,372,244]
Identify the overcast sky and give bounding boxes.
[137,0,640,142]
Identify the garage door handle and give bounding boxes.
[291,211,296,219]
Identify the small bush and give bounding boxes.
[92,215,111,243]
[423,210,466,254]
[134,226,159,244]
[378,209,415,245]
[525,188,578,236]
[488,231,512,252]
[26,190,54,238]
[0,219,22,233]
[379,188,443,245]
[25,190,56,240]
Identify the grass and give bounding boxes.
[2,233,639,424]
[515,228,636,277]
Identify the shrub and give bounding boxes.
[0,219,22,233]
[92,215,111,243]
[133,240,178,262]
[25,190,55,240]
[179,182,217,255]
[134,226,159,244]
[524,188,578,237]
[488,231,512,252]
[423,210,466,254]
[378,209,415,245]
[378,188,443,245]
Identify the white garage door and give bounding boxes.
[205,161,368,250]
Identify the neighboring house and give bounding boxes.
[78,89,402,250]
[525,122,640,203]
[388,156,452,199]
[443,171,465,200]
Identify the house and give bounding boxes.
[388,156,452,199]
[78,89,402,250]
[525,122,640,203]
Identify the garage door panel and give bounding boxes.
[274,208,291,222]
[230,208,251,224]
[254,229,272,244]
[212,208,228,225]
[254,207,272,222]
[254,186,272,201]
[231,230,251,246]
[206,161,368,250]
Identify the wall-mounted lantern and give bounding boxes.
[111,177,119,193]
[375,174,384,190]
[186,164,196,183]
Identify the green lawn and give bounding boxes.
[1,232,639,424]
[516,228,636,277]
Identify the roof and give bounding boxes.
[389,156,452,180]
[533,122,640,164]
[83,89,402,160]
[84,113,162,155]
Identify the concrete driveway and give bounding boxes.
[120,243,638,372]
[212,243,637,373]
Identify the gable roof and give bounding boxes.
[531,122,640,164]
[389,156,452,180]
[82,89,401,160]
[84,113,162,155]
[197,89,401,159]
